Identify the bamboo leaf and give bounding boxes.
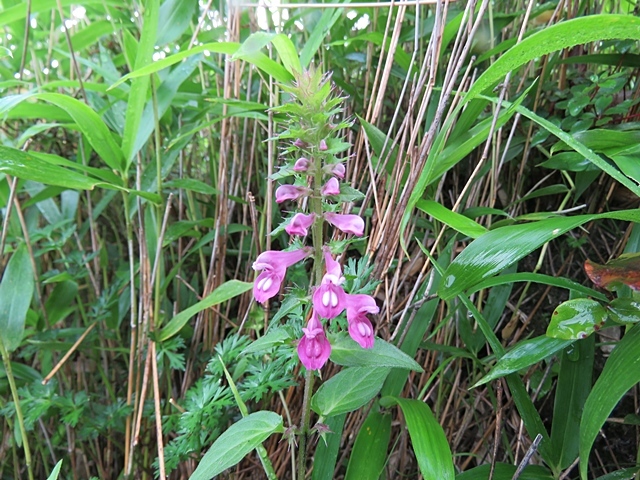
[0,245,34,353]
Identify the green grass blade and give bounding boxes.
[344,408,392,480]
[312,413,347,480]
[121,0,159,169]
[438,209,640,301]
[579,323,640,480]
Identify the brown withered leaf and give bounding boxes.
[584,253,640,291]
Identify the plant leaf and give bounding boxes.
[387,397,455,480]
[190,411,283,480]
[330,333,423,372]
[160,280,253,341]
[311,366,390,417]
[0,245,34,352]
[580,323,640,480]
[546,299,607,340]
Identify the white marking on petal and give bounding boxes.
[322,290,331,307]
[358,322,371,337]
[258,276,273,292]
[330,291,338,307]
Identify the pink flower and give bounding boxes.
[324,212,365,236]
[293,157,310,172]
[345,293,379,349]
[275,185,309,203]
[312,249,346,319]
[321,178,340,196]
[285,213,315,236]
[297,312,331,370]
[252,248,310,303]
[319,139,328,151]
[330,163,345,179]
[294,138,306,148]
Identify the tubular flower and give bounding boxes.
[275,185,309,203]
[330,163,345,179]
[345,293,379,349]
[319,139,328,151]
[252,248,310,303]
[321,177,340,196]
[297,312,331,370]
[312,249,346,319]
[285,213,315,237]
[324,212,365,236]
[293,157,311,172]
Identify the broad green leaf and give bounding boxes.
[550,335,594,470]
[608,298,640,324]
[387,397,454,480]
[121,0,159,168]
[0,146,103,190]
[271,33,302,76]
[190,411,283,480]
[475,336,574,387]
[311,366,390,417]
[44,281,78,325]
[344,409,391,480]
[580,323,640,480]
[156,0,195,45]
[456,463,554,480]
[438,209,640,300]
[312,413,347,480]
[546,299,607,340]
[330,333,423,372]
[0,245,34,352]
[160,280,253,341]
[417,200,488,239]
[3,93,125,172]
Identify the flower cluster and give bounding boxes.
[252,68,378,371]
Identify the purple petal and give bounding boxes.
[297,314,331,370]
[345,293,379,320]
[293,157,310,172]
[275,185,308,203]
[321,178,340,196]
[324,212,365,236]
[319,139,328,151]
[253,248,310,271]
[323,248,344,283]
[313,283,346,319]
[331,163,345,179]
[253,269,283,304]
[285,213,315,236]
[348,315,375,349]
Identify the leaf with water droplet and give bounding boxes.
[547,299,607,340]
[607,297,640,325]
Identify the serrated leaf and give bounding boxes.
[190,411,283,480]
[330,333,423,372]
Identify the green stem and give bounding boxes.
[0,336,34,480]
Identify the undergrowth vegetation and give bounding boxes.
[1,0,640,479]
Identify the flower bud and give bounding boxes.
[321,178,340,196]
[330,163,345,179]
[294,138,306,148]
[319,139,328,151]
[275,185,309,203]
